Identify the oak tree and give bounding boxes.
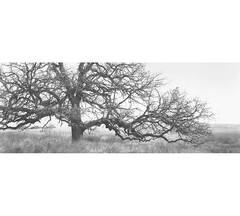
[0,63,212,143]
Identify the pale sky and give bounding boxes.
[147,63,240,124]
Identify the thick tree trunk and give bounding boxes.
[71,124,84,143]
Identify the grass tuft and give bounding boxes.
[0,130,240,153]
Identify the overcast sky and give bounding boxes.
[147,63,240,124]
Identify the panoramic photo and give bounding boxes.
[0,62,239,153]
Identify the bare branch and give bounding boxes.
[0,63,212,143]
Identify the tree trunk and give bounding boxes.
[71,124,84,143]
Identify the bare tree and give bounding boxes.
[0,63,212,143]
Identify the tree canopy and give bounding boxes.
[0,63,212,143]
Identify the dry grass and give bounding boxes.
[0,130,240,153]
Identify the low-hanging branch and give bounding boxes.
[0,63,212,143]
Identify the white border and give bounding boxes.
[0,155,240,216]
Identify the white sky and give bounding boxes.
[147,63,240,124]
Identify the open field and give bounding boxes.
[0,125,240,153]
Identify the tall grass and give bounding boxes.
[0,130,240,153]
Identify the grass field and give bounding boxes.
[0,127,240,153]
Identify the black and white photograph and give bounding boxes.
[0,63,239,153]
[1,1,240,216]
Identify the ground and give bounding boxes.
[0,125,240,153]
